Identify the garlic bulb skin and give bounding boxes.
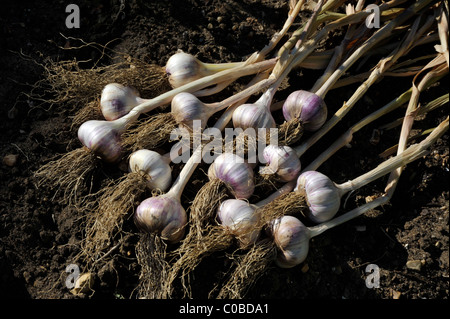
[217,199,260,247]
[128,149,172,191]
[134,196,187,243]
[208,153,255,199]
[295,171,341,223]
[100,83,143,121]
[165,51,206,88]
[171,92,209,130]
[282,90,327,132]
[232,102,276,131]
[268,216,310,268]
[77,120,123,163]
[261,145,301,182]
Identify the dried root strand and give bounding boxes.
[81,172,150,267]
[215,239,277,299]
[135,233,170,299]
[27,50,169,119]
[186,179,229,243]
[34,147,100,206]
[121,112,177,152]
[277,117,304,146]
[164,226,234,298]
[72,99,103,128]
[224,131,259,162]
[256,191,308,229]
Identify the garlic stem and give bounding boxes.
[337,117,449,195]
[255,181,296,208]
[201,61,245,72]
[134,58,276,116]
[293,7,434,158]
[308,195,390,238]
[303,88,413,172]
[205,76,276,117]
[314,1,428,99]
[165,145,204,201]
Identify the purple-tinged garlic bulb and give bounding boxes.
[128,149,172,191]
[268,215,310,268]
[134,196,187,243]
[282,90,327,132]
[295,171,342,223]
[217,199,260,247]
[260,145,301,182]
[77,120,123,163]
[171,92,210,130]
[165,51,243,89]
[100,83,146,121]
[208,153,255,199]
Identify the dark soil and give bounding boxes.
[0,0,448,302]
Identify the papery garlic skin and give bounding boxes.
[208,153,255,199]
[282,90,327,132]
[295,171,341,223]
[100,83,143,121]
[171,92,209,130]
[78,120,123,163]
[165,52,205,88]
[232,102,276,131]
[134,196,187,243]
[268,216,310,268]
[217,199,260,247]
[129,149,172,191]
[261,145,301,182]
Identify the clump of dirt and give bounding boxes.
[0,0,448,301]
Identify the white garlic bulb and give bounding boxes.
[100,83,145,121]
[295,171,342,223]
[165,51,242,88]
[268,215,310,268]
[282,90,327,132]
[134,195,187,243]
[171,92,210,130]
[217,199,260,247]
[232,101,276,131]
[77,120,123,163]
[260,145,301,182]
[128,150,172,191]
[208,153,255,199]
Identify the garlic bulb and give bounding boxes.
[171,92,210,130]
[134,196,187,243]
[295,171,341,223]
[260,145,301,182]
[217,199,260,247]
[208,153,255,199]
[268,215,310,268]
[129,149,172,191]
[77,120,123,163]
[282,90,327,132]
[232,100,276,131]
[165,51,243,88]
[100,83,145,121]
